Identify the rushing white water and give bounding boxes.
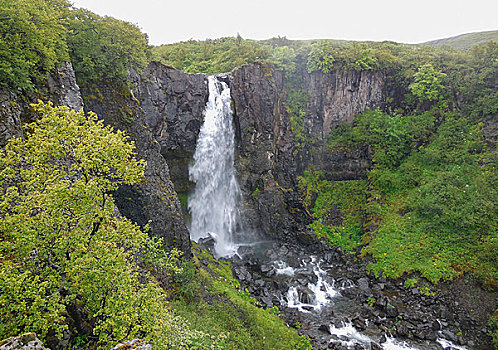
[328,322,373,348]
[285,257,339,312]
[188,76,241,257]
[329,322,420,349]
[437,337,467,350]
[274,260,296,276]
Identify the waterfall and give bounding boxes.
[188,76,241,257]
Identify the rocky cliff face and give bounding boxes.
[128,62,208,196]
[304,69,385,181]
[0,59,387,252]
[82,78,192,255]
[229,63,386,242]
[305,69,385,141]
[230,62,307,242]
[0,61,83,147]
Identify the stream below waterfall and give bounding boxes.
[188,75,469,350]
[230,242,469,350]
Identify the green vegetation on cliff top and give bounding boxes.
[0,0,149,91]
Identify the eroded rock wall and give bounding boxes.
[129,62,208,195]
[305,69,385,141]
[304,69,385,181]
[0,61,83,147]
[230,63,386,242]
[231,62,307,242]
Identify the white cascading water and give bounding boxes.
[285,257,339,312]
[188,76,241,257]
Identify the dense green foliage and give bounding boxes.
[152,36,271,74]
[490,310,498,348]
[299,43,498,286]
[151,36,404,75]
[409,63,447,103]
[0,0,70,90]
[286,89,311,152]
[0,0,150,91]
[306,41,335,73]
[65,9,149,86]
[0,103,224,349]
[298,171,367,251]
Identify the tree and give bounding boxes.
[409,63,447,103]
[271,46,296,73]
[307,40,335,73]
[0,0,70,90]
[65,8,149,85]
[0,102,215,348]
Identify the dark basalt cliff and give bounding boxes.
[229,63,386,241]
[304,69,385,181]
[81,79,192,255]
[305,69,385,141]
[0,61,83,147]
[231,63,306,242]
[128,61,388,243]
[128,62,208,196]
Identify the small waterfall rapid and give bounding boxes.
[188,76,241,257]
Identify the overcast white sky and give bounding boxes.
[70,0,497,46]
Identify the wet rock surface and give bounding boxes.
[216,240,494,349]
[129,62,208,196]
[231,63,313,244]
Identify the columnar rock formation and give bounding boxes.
[82,77,192,255]
[128,62,208,196]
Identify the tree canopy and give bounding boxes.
[0,102,219,348]
[0,0,70,90]
[66,8,149,86]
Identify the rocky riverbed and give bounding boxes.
[196,237,494,349]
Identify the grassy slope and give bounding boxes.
[422,30,498,50]
[170,244,311,350]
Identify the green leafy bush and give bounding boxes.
[66,8,149,85]
[0,0,70,90]
[0,102,220,349]
[409,63,447,103]
[152,36,270,74]
[307,40,335,73]
[298,170,367,251]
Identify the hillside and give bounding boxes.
[422,30,498,49]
